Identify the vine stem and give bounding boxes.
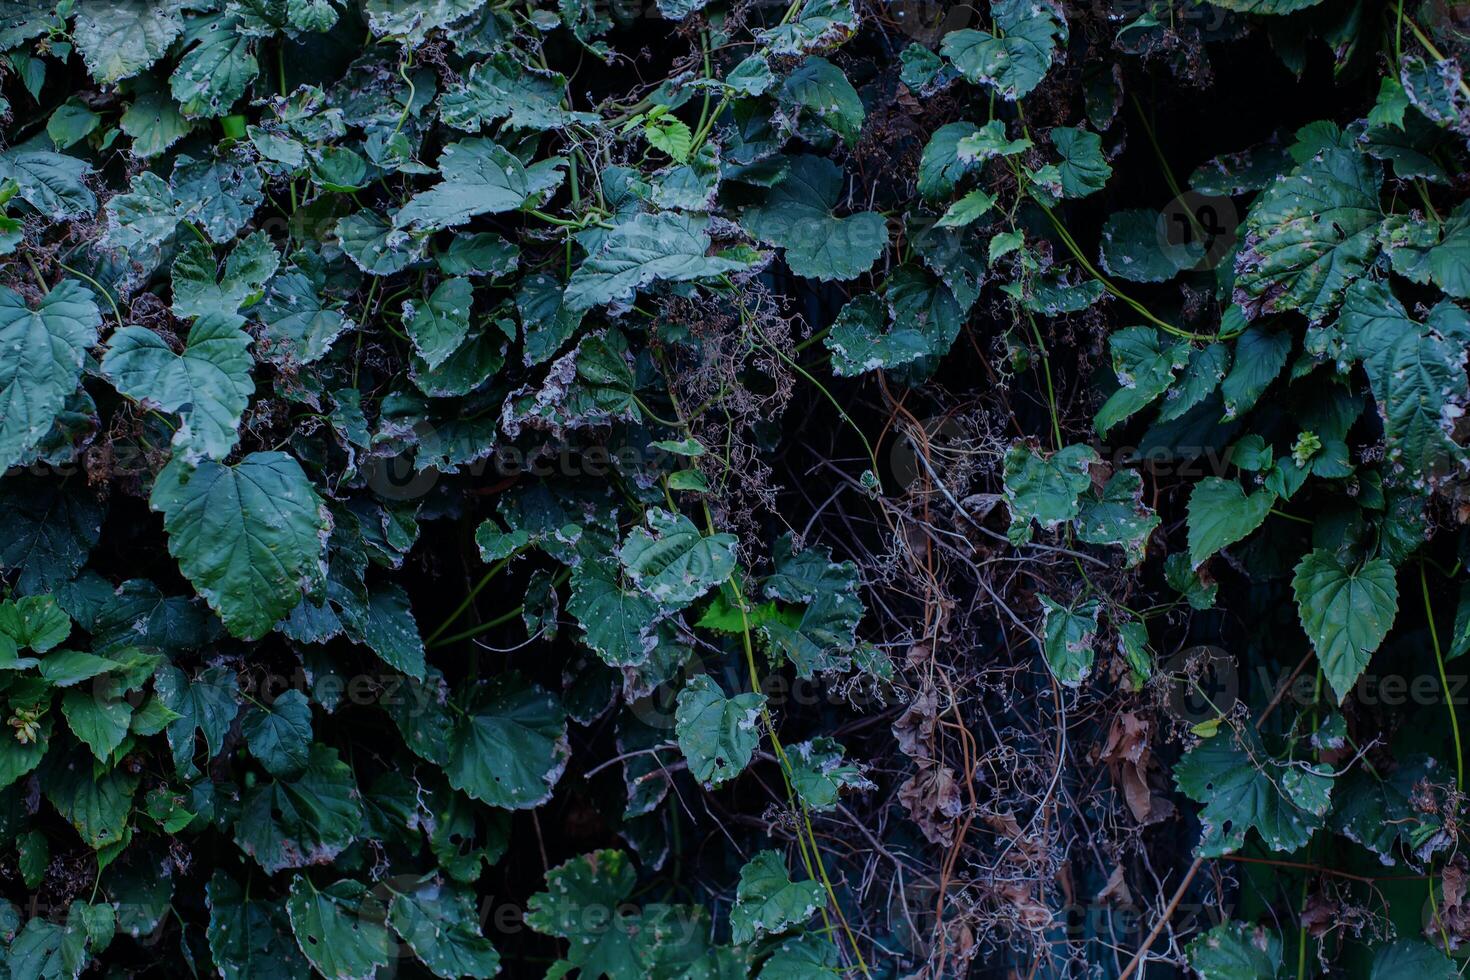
[58,262,122,327]
[424,556,513,645]
[1403,16,1470,100]
[1422,560,1463,789]
[647,348,872,977]
[424,568,571,649]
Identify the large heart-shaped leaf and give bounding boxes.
[102,313,255,463]
[741,155,887,281]
[150,452,330,640]
[1292,550,1398,703]
[0,280,100,472]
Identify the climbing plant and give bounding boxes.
[0,0,1467,976]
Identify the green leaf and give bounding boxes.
[741,155,887,281]
[1186,921,1284,980]
[235,745,362,873]
[760,934,841,978]
[72,0,182,84]
[156,664,239,777]
[120,89,193,157]
[1094,327,1191,434]
[150,452,330,640]
[0,595,71,652]
[44,750,139,849]
[1292,550,1398,703]
[1159,343,1230,422]
[441,56,593,131]
[388,877,501,979]
[61,683,133,761]
[171,155,264,243]
[618,508,737,607]
[285,877,391,980]
[1330,754,1437,862]
[526,850,646,980]
[337,210,423,275]
[1051,126,1111,198]
[1382,202,1470,299]
[787,737,873,810]
[257,259,353,365]
[1038,594,1100,686]
[102,313,255,463]
[779,56,864,145]
[47,102,100,150]
[0,477,103,594]
[0,280,100,472]
[0,148,96,218]
[1186,478,1275,568]
[1370,940,1458,980]
[728,850,825,944]
[171,231,280,323]
[674,674,765,788]
[564,211,747,312]
[405,276,474,370]
[939,0,1068,100]
[100,171,181,253]
[1099,209,1185,283]
[824,295,929,376]
[1174,728,1332,855]
[1221,324,1292,420]
[170,13,259,118]
[1076,470,1160,566]
[40,650,118,685]
[918,121,983,200]
[1337,278,1469,484]
[338,582,426,680]
[396,139,532,232]
[7,906,89,980]
[1233,146,1381,321]
[1002,442,1097,543]
[445,672,570,809]
[645,116,693,162]
[206,871,310,980]
[568,558,659,667]
[241,690,313,777]
[935,188,996,228]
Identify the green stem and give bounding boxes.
[425,556,512,645]
[1422,560,1463,789]
[425,568,571,649]
[59,263,122,326]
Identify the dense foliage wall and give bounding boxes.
[0,0,1468,977]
